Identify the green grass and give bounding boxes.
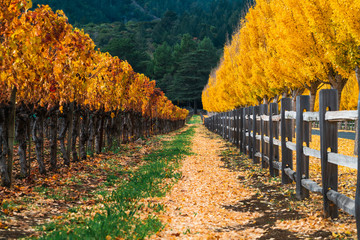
[187,115,202,124]
[36,126,195,240]
[33,186,70,201]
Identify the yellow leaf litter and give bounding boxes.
[150,124,263,239]
[149,123,357,239]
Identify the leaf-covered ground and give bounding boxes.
[1,116,358,239]
[0,125,194,239]
[149,119,357,239]
[0,139,157,239]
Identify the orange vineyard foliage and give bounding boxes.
[0,0,188,120]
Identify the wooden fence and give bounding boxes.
[204,89,360,237]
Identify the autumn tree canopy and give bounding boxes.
[202,0,360,112]
[0,0,188,120]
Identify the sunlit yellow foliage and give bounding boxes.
[202,0,360,112]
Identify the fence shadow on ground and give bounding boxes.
[213,140,332,239]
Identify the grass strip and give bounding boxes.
[187,115,203,124]
[37,126,195,240]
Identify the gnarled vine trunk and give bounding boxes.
[32,110,46,174]
[0,107,10,187]
[79,110,89,160]
[59,109,70,166]
[95,112,104,154]
[16,109,28,177]
[49,108,58,170]
[87,113,96,157]
[71,106,80,162]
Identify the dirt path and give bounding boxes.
[151,123,262,239]
[150,123,356,239]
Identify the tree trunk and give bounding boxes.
[87,113,96,157]
[16,111,28,177]
[328,65,348,107]
[105,117,112,150]
[308,81,321,142]
[291,88,305,135]
[95,113,104,154]
[71,106,79,162]
[59,110,70,166]
[27,116,31,176]
[80,110,89,160]
[194,100,197,114]
[263,97,269,105]
[0,107,10,187]
[7,87,16,185]
[32,111,46,174]
[272,95,280,103]
[308,81,320,112]
[66,102,74,161]
[122,112,129,143]
[128,112,134,142]
[49,111,58,170]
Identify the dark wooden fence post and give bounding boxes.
[269,103,279,177]
[225,112,228,139]
[229,111,234,143]
[319,89,338,218]
[231,110,234,143]
[281,98,293,184]
[215,114,217,132]
[226,111,231,142]
[261,104,268,168]
[248,107,253,158]
[356,83,360,239]
[239,108,244,152]
[222,112,225,139]
[219,113,222,136]
[233,110,236,144]
[225,112,228,140]
[224,112,227,139]
[229,111,232,142]
[235,109,239,147]
[211,115,214,131]
[296,95,310,200]
[242,108,247,154]
[253,106,260,164]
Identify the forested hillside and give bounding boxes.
[32,0,246,25]
[32,0,250,110]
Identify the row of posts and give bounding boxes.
[205,99,292,181]
[205,91,342,215]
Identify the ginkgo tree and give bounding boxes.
[202,0,360,113]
